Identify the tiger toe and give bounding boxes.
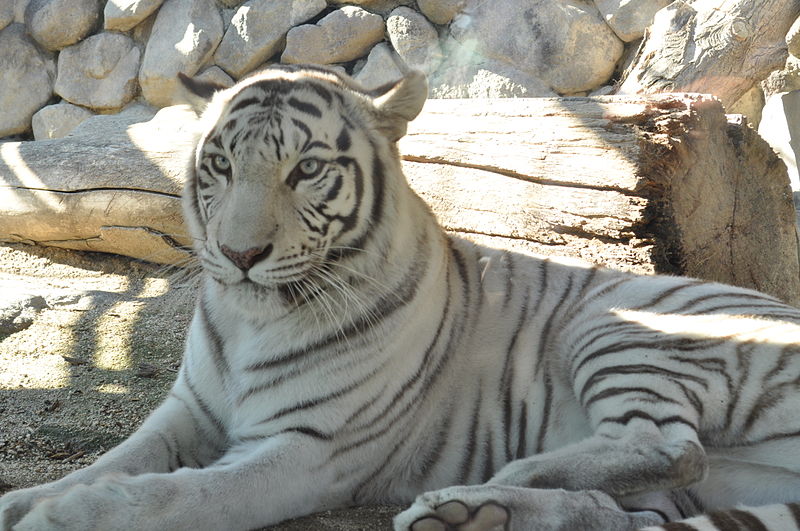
[404,499,509,531]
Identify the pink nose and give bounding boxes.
[220,244,273,271]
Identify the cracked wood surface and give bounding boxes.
[0,95,798,304]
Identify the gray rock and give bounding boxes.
[0,24,56,137]
[216,0,245,6]
[417,0,464,25]
[429,37,556,98]
[25,0,101,51]
[32,102,94,140]
[0,1,13,30]
[13,0,30,23]
[282,6,384,65]
[55,32,141,111]
[195,65,235,88]
[104,0,165,32]
[0,291,48,336]
[327,0,413,16]
[214,0,325,78]
[759,90,800,190]
[787,15,800,58]
[140,0,223,107]
[387,7,442,75]
[762,56,800,100]
[451,0,623,94]
[593,0,670,42]
[354,43,404,90]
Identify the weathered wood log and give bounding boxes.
[618,0,800,108]
[0,95,798,304]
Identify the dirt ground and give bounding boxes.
[0,242,398,530]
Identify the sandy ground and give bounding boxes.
[0,242,397,530]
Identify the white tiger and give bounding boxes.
[2,65,800,531]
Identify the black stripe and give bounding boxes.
[228,96,260,114]
[304,81,334,104]
[324,174,343,201]
[291,118,313,151]
[501,286,531,461]
[336,127,352,151]
[727,509,769,531]
[458,387,483,483]
[535,374,553,453]
[584,386,682,409]
[671,291,783,314]
[288,97,322,117]
[198,294,229,375]
[418,400,455,482]
[788,503,800,527]
[579,364,710,404]
[182,370,226,434]
[709,510,748,530]
[515,401,528,459]
[534,270,573,377]
[281,426,332,440]
[255,360,387,425]
[660,523,699,531]
[573,337,727,379]
[630,281,701,310]
[600,409,696,430]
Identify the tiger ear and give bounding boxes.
[177,72,225,114]
[370,70,428,142]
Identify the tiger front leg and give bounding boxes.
[0,392,224,531]
[7,433,339,531]
[396,421,705,531]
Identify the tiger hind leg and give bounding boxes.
[393,485,664,531]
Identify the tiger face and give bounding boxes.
[179,66,427,305]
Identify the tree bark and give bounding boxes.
[0,95,798,304]
[618,0,800,108]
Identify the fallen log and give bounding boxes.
[0,95,798,304]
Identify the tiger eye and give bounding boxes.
[213,155,231,172]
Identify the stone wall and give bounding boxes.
[0,0,673,140]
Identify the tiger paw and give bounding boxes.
[395,487,512,531]
[407,500,509,531]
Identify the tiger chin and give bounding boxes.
[2,65,800,531]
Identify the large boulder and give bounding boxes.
[32,103,94,140]
[450,0,623,94]
[417,0,463,25]
[593,0,670,42]
[24,0,101,51]
[0,1,13,30]
[0,24,56,136]
[282,6,385,65]
[354,43,405,89]
[386,6,442,75]
[214,0,326,78]
[55,32,141,111]
[139,0,223,107]
[104,0,166,32]
[326,0,413,16]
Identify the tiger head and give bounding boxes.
[179,65,428,307]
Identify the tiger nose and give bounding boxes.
[220,244,273,271]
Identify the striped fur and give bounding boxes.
[2,66,799,531]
